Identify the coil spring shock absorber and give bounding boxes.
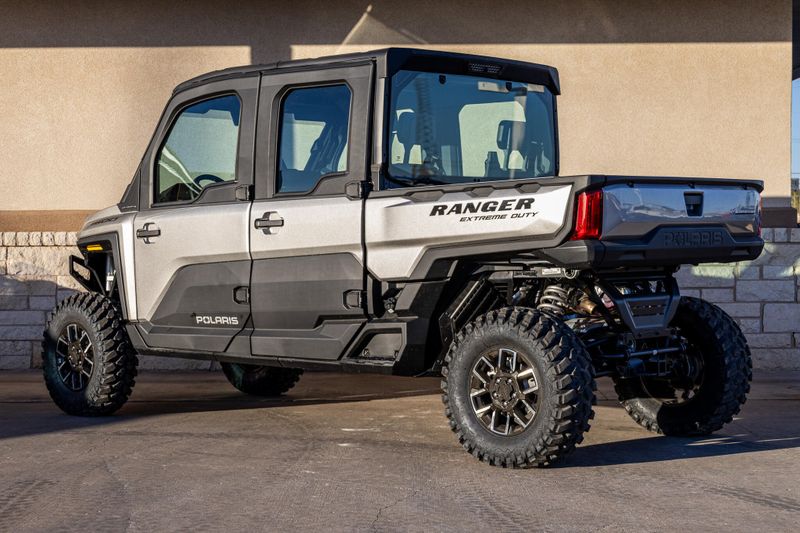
[537,284,571,316]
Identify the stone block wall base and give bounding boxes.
[760,206,798,228]
[2,230,800,370]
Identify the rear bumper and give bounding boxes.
[539,226,763,269]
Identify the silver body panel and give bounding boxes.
[602,183,759,238]
[249,196,362,262]
[132,203,251,322]
[365,184,573,280]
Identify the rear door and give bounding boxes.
[249,62,373,360]
[132,77,258,353]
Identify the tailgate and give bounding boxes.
[543,176,764,268]
[603,181,759,239]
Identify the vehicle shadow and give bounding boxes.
[0,371,443,442]
[121,374,443,415]
[564,431,800,468]
[4,371,800,469]
[557,395,800,467]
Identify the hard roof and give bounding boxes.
[174,48,560,95]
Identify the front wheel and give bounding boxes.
[42,293,138,416]
[441,307,596,468]
[220,363,302,397]
[614,297,752,435]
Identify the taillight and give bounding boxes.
[571,190,603,240]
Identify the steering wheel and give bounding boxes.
[193,174,224,187]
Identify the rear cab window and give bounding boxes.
[385,71,556,189]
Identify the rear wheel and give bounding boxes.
[614,297,752,435]
[42,293,138,416]
[221,363,302,397]
[441,307,595,468]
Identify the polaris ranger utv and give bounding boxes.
[43,48,762,468]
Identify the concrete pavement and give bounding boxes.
[1,370,799,532]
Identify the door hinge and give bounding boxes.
[343,289,367,309]
[345,180,372,200]
[235,185,253,201]
[233,286,250,304]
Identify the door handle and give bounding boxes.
[136,223,161,243]
[254,212,284,233]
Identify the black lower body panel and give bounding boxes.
[249,254,367,360]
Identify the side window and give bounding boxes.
[277,85,351,194]
[155,94,241,204]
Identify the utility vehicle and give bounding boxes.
[43,48,761,467]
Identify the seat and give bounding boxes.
[495,120,552,177]
[395,112,417,164]
[496,120,528,171]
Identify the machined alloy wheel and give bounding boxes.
[469,348,541,436]
[55,323,95,391]
[442,307,596,468]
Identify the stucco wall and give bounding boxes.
[0,0,792,212]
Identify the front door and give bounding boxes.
[249,62,374,360]
[133,77,258,353]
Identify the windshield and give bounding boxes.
[386,70,556,188]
